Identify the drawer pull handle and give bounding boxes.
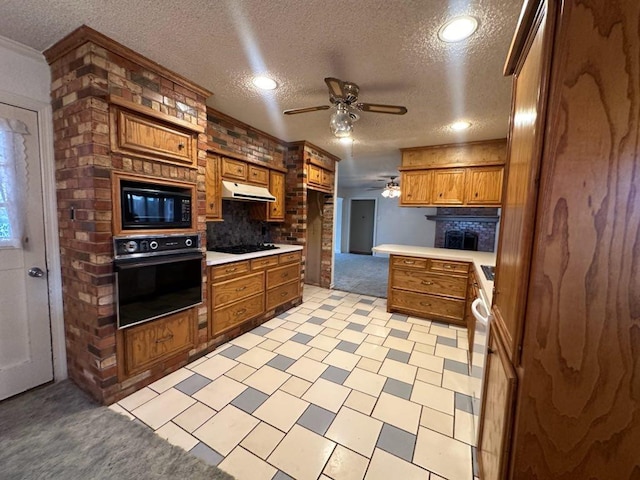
[281,273,289,278]
[403,260,415,264]
[155,334,174,344]
[444,264,453,269]
[178,143,185,150]
[226,267,237,273]
[235,308,247,316]
[421,281,434,285]
[420,302,432,307]
[236,286,247,292]
[280,291,288,297]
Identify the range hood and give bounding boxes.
[221,180,276,202]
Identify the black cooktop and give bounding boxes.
[210,244,279,255]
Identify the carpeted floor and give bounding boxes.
[0,380,234,480]
[333,252,389,298]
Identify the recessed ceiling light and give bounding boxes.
[451,121,471,131]
[339,137,353,144]
[438,16,478,42]
[252,76,278,90]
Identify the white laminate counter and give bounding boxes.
[372,244,495,305]
[206,244,303,266]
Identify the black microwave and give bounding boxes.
[121,181,192,230]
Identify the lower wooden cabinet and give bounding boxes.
[387,254,470,326]
[210,269,265,336]
[213,293,265,335]
[121,308,196,376]
[477,327,517,480]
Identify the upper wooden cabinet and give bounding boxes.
[400,170,432,205]
[248,165,268,186]
[431,169,466,205]
[401,139,507,168]
[267,170,285,222]
[221,157,248,181]
[109,96,202,168]
[205,154,222,221]
[465,166,504,206]
[307,160,334,193]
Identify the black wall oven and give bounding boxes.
[114,234,202,329]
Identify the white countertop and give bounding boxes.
[372,244,496,305]
[206,244,303,266]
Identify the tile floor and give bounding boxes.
[112,285,486,480]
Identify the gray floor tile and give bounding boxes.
[273,471,295,480]
[354,309,371,316]
[267,354,296,371]
[330,295,344,301]
[431,320,450,328]
[391,313,409,321]
[455,392,474,414]
[308,317,326,325]
[336,340,359,353]
[291,332,314,344]
[358,298,375,305]
[219,345,248,360]
[319,304,335,311]
[472,397,480,415]
[320,365,350,384]
[231,387,269,413]
[470,365,484,379]
[376,423,416,462]
[389,329,409,339]
[277,312,289,319]
[437,336,458,347]
[444,358,469,375]
[174,373,211,396]
[251,326,272,336]
[346,322,366,332]
[189,442,224,466]
[296,404,336,435]
[386,349,410,363]
[382,377,413,400]
[472,446,479,477]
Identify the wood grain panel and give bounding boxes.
[268,171,285,221]
[247,165,268,186]
[464,166,504,205]
[221,157,247,181]
[279,251,302,264]
[210,261,250,281]
[212,272,264,308]
[492,1,550,364]
[431,169,465,205]
[401,139,507,168]
[428,259,470,275]
[513,1,640,477]
[212,293,264,336]
[389,289,465,324]
[392,269,467,299]
[266,279,300,311]
[205,154,222,221]
[266,263,300,289]
[250,255,279,271]
[390,255,428,270]
[399,170,432,205]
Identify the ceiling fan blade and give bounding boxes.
[358,103,408,115]
[283,105,331,115]
[325,77,346,98]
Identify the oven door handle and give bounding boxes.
[114,252,204,270]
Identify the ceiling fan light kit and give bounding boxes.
[380,176,401,198]
[283,77,408,139]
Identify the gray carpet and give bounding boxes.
[0,380,234,480]
[334,253,389,298]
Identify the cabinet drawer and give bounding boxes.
[251,255,279,270]
[390,289,465,323]
[266,279,300,310]
[248,165,268,186]
[308,164,322,185]
[391,255,428,269]
[211,261,251,281]
[123,308,194,374]
[113,109,196,167]
[428,259,470,274]
[267,263,300,289]
[212,272,264,308]
[392,269,467,299]
[212,293,264,336]
[222,158,248,181]
[279,251,302,264]
[321,169,334,188]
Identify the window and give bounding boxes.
[0,117,28,249]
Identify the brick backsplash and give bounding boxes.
[206,201,271,247]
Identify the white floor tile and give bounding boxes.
[193,405,259,456]
[365,448,430,480]
[325,407,383,458]
[378,358,417,384]
[191,355,238,381]
[131,388,195,430]
[269,424,336,480]
[253,390,309,432]
[243,365,291,395]
[371,392,421,434]
[414,427,472,480]
[240,421,285,460]
[192,375,247,411]
[219,446,277,480]
[172,401,216,433]
[323,349,361,371]
[286,356,329,382]
[155,421,199,451]
[323,444,369,480]
[302,378,351,413]
[344,368,386,398]
[410,380,454,415]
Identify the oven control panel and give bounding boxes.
[114,234,200,258]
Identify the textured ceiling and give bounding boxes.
[0,0,522,188]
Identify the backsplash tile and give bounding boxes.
[206,201,272,248]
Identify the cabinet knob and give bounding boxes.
[235,308,247,316]
[419,301,431,307]
[475,192,479,197]
[439,193,443,197]
[280,291,288,297]
[178,143,185,149]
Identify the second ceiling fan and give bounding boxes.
[283,77,408,138]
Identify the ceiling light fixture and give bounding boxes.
[381,179,401,198]
[438,16,478,42]
[329,104,353,138]
[339,137,353,145]
[252,76,278,90]
[451,120,472,131]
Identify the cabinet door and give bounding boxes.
[221,158,248,181]
[465,270,479,356]
[248,165,269,186]
[307,164,322,186]
[267,171,285,222]
[432,169,465,204]
[478,328,517,480]
[399,170,432,205]
[205,154,222,221]
[465,166,504,205]
[321,169,334,191]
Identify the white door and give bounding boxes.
[0,102,53,400]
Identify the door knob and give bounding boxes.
[28,267,45,278]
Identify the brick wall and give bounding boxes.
[433,208,499,252]
[45,26,210,404]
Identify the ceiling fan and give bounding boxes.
[366,176,402,198]
[283,77,408,138]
